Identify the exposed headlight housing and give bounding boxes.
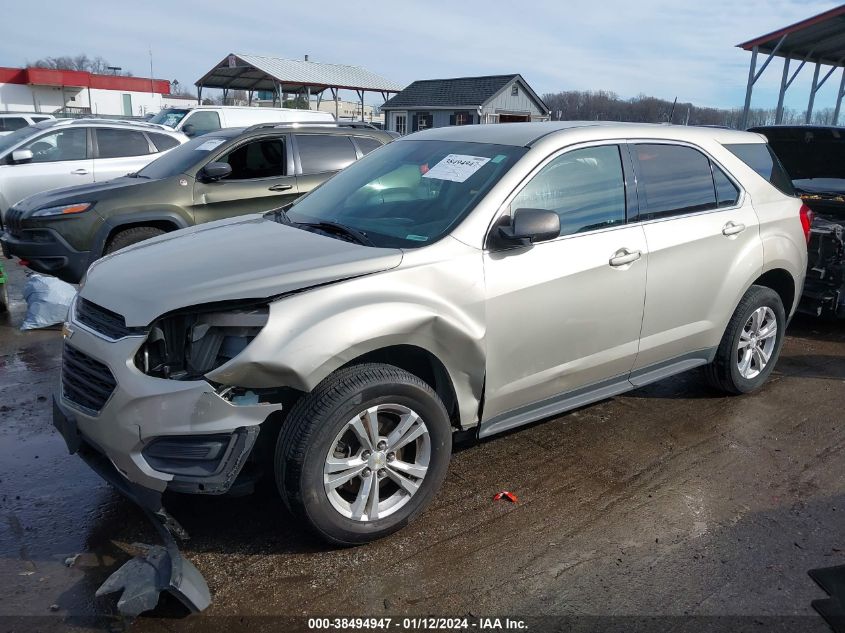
[135,305,268,380]
[31,203,93,218]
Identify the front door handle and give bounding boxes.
[609,248,642,267]
[722,221,746,236]
[268,184,293,192]
[71,169,89,175]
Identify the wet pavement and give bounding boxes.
[0,259,843,631]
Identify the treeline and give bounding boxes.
[27,54,133,77]
[542,90,841,128]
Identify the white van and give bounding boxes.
[148,106,335,137]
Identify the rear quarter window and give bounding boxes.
[724,143,795,196]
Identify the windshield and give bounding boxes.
[149,108,189,129]
[137,135,229,180]
[0,125,39,155]
[286,139,527,248]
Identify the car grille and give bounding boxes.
[4,207,24,236]
[76,298,143,340]
[62,344,117,414]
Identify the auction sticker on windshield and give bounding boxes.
[195,138,226,151]
[422,154,491,183]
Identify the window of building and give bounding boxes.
[353,136,383,156]
[413,112,433,132]
[633,144,717,219]
[218,138,285,179]
[96,128,152,159]
[22,128,87,162]
[511,84,519,96]
[451,112,472,126]
[296,134,358,174]
[148,132,181,152]
[511,145,626,236]
[395,114,407,135]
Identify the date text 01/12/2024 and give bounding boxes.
[307,617,528,630]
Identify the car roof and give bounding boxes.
[214,124,394,142]
[404,121,764,147]
[30,118,183,135]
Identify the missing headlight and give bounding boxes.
[135,306,268,380]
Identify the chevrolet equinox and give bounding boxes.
[54,122,810,546]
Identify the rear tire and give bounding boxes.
[105,226,166,254]
[704,285,786,394]
[275,363,452,546]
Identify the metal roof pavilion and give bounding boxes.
[737,4,845,127]
[195,53,403,119]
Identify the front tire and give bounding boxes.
[275,363,452,545]
[105,226,166,254]
[704,285,786,394]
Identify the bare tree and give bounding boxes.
[28,54,133,76]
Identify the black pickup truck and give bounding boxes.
[750,126,845,318]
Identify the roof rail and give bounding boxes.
[242,121,339,132]
[67,118,171,131]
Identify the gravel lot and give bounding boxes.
[0,260,843,632]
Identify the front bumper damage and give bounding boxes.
[54,321,282,615]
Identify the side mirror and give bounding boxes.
[497,208,560,246]
[182,123,196,137]
[11,149,33,163]
[201,162,232,182]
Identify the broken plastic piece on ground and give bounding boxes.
[493,490,519,503]
[96,543,210,617]
[95,506,210,617]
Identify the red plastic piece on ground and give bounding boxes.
[493,491,518,503]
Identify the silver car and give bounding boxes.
[55,122,809,547]
[0,118,187,220]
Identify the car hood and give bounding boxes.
[81,214,404,327]
[13,176,153,212]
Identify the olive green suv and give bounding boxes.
[0,124,393,283]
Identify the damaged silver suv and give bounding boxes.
[55,122,809,549]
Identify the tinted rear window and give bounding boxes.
[97,128,152,158]
[296,134,358,173]
[724,143,795,196]
[633,144,717,219]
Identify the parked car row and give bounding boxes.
[1,123,393,282]
[0,112,55,135]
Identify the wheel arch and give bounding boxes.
[752,267,796,317]
[92,210,190,258]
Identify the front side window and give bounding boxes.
[22,128,87,163]
[633,144,717,219]
[217,137,285,180]
[183,111,221,135]
[96,128,151,159]
[296,134,357,174]
[511,145,626,236]
[287,139,527,248]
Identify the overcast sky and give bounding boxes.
[1,0,842,111]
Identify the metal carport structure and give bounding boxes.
[738,4,845,128]
[195,53,403,120]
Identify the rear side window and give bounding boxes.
[712,164,740,208]
[296,134,358,174]
[148,132,180,152]
[96,128,152,159]
[0,117,27,132]
[633,144,717,219]
[353,136,383,156]
[724,143,795,196]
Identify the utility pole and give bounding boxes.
[149,46,154,96]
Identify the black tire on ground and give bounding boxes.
[704,284,786,394]
[105,226,166,254]
[275,363,452,546]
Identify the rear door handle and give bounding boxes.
[268,184,293,192]
[71,169,89,175]
[609,248,642,267]
[722,221,746,236]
